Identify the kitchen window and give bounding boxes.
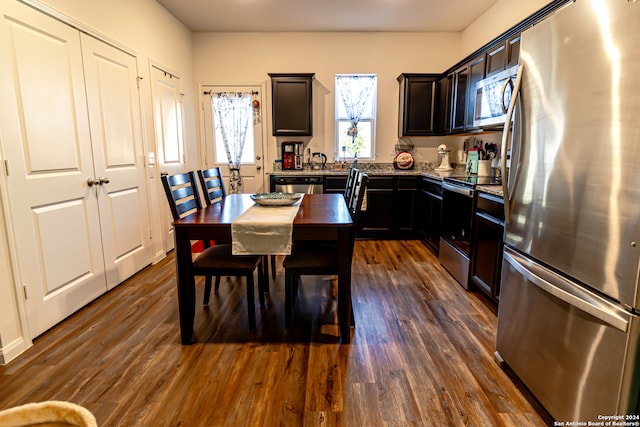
[335,74,377,160]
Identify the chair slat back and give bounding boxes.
[349,172,368,231]
[161,172,203,220]
[343,167,359,206]
[197,167,226,206]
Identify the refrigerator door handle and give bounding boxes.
[504,249,629,332]
[501,65,524,224]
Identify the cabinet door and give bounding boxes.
[486,42,508,76]
[470,212,504,302]
[506,34,521,68]
[398,74,437,136]
[269,74,314,136]
[419,182,442,255]
[360,177,394,237]
[465,54,486,131]
[437,75,452,134]
[323,176,347,195]
[486,34,521,77]
[0,5,107,337]
[394,177,419,235]
[451,65,468,133]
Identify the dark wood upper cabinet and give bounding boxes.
[437,75,452,135]
[450,65,468,133]
[506,34,521,69]
[486,43,507,76]
[268,73,314,136]
[486,33,521,76]
[397,74,439,136]
[465,54,487,131]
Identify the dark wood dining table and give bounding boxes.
[172,193,354,344]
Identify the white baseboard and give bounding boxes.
[0,336,31,365]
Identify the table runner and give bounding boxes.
[231,195,303,255]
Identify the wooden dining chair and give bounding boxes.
[197,166,226,205]
[343,167,359,207]
[161,171,264,330]
[282,171,368,329]
[194,167,226,301]
[197,167,275,288]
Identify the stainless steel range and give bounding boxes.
[439,175,501,289]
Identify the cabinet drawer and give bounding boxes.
[422,177,443,197]
[397,176,418,189]
[324,176,347,192]
[476,192,504,220]
[366,176,394,189]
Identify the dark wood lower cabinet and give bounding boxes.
[395,177,419,237]
[419,177,442,255]
[361,176,395,237]
[359,175,419,239]
[470,192,504,303]
[323,175,347,195]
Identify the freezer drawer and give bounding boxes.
[496,247,640,421]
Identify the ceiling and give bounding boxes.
[155,0,500,33]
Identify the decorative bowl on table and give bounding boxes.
[250,192,302,206]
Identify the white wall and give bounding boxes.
[193,32,461,169]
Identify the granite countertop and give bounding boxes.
[268,164,504,197]
[476,185,504,197]
[269,165,425,177]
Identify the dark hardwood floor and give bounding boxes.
[0,240,551,426]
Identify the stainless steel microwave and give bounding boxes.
[473,65,519,128]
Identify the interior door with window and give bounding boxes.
[150,65,186,251]
[201,85,265,194]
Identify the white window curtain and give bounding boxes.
[336,74,376,142]
[211,92,253,194]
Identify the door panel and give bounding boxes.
[497,247,639,421]
[81,34,152,289]
[152,67,185,169]
[202,85,266,195]
[32,199,97,293]
[151,65,186,251]
[0,6,106,337]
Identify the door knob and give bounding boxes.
[256,165,262,171]
[98,176,110,185]
[256,155,261,160]
[87,177,100,187]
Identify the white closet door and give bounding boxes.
[81,35,152,290]
[150,65,186,252]
[0,6,106,337]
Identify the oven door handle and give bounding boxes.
[442,182,475,197]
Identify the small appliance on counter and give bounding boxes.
[281,141,304,170]
[435,144,453,171]
[311,152,327,170]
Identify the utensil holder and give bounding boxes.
[478,160,491,176]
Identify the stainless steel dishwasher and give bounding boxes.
[271,175,323,194]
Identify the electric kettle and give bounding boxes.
[311,152,327,170]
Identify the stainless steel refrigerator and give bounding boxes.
[496,0,640,422]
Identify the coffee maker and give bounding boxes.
[281,141,304,170]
